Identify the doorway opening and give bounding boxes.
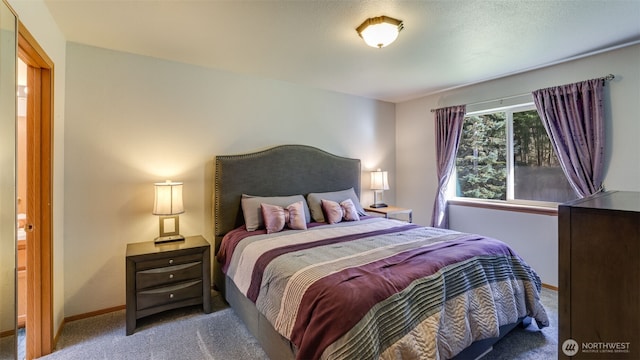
[17,56,27,360]
[17,23,54,360]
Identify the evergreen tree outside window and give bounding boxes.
[455,104,576,204]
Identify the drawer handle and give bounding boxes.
[169,274,174,279]
[169,293,174,299]
[169,259,174,264]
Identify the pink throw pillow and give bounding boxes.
[287,201,307,230]
[261,201,307,234]
[340,198,360,221]
[321,198,361,224]
[321,199,344,224]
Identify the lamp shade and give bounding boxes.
[356,16,404,48]
[370,169,389,190]
[153,180,184,215]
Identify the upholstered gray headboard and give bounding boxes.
[213,145,361,291]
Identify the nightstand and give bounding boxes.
[126,235,212,335]
[365,206,413,223]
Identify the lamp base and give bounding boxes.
[154,234,185,244]
[369,203,388,208]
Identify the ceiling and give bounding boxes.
[43,0,640,103]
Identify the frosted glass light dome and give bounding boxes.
[356,16,404,48]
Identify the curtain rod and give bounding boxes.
[430,74,615,113]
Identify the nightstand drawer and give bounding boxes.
[136,261,202,290]
[136,279,203,311]
[136,253,202,271]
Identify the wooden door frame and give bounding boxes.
[17,23,53,359]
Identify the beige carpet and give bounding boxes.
[38,288,557,359]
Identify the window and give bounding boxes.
[454,104,576,205]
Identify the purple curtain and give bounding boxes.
[532,79,606,198]
[431,105,466,228]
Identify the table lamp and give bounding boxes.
[370,169,389,208]
[153,180,185,243]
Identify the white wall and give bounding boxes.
[448,206,559,286]
[63,43,396,316]
[8,0,67,334]
[396,44,640,287]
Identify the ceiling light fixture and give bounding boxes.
[356,16,404,49]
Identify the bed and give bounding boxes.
[213,144,548,360]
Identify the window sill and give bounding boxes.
[448,198,558,216]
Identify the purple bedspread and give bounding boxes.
[219,218,549,360]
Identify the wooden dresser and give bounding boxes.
[126,235,212,335]
[558,191,639,359]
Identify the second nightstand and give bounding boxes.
[126,235,212,335]
[365,206,413,223]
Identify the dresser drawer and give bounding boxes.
[136,279,202,311]
[136,253,202,271]
[136,261,202,290]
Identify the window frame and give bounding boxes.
[449,102,569,210]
